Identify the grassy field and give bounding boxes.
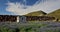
[0,21,60,32]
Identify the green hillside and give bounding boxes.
[25,11,46,16]
[47,9,60,19]
[24,9,60,20]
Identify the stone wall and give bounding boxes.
[0,15,17,22]
[26,16,55,21]
[0,15,56,22]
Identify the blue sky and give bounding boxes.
[0,0,40,15]
[0,0,13,15]
[0,0,60,15]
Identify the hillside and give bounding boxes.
[47,9,60,19]
[25,11,46,16]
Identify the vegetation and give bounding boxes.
[47,9,60,20]
[45,28,60,32]
[0,26,16,32]
[25,11,46,16]
[0,22,42,32]
[25,9,60,19]
[0,21,60,32]
[25,9,60,21]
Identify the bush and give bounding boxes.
[0,26,16,32]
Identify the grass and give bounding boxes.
[0,26,16,32]
[45,28,60,32]
[25,11,46,16]
[0,21,60,32]
[47,9,60,20]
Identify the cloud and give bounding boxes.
[6,0,60,15]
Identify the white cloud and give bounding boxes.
[6,0,60,15]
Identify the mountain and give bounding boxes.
[47,9,60,19]
[25,11,46,16]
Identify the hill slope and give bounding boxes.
[47,9,60,19]
[25,11,46,16]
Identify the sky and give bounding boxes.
[0,0,60,15]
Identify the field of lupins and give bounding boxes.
[0,21,60,32]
